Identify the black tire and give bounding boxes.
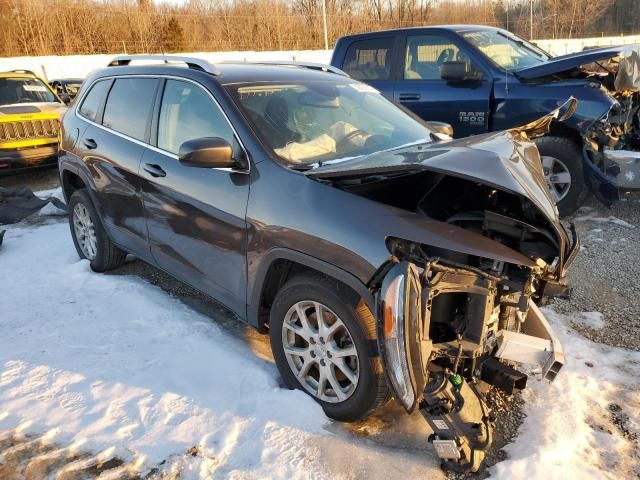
[269,274,389,422]
[68,189,126,272]
[534,135,588,216]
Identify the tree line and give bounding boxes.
[0,0,637,57]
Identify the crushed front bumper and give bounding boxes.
[602,147,640,189]
[583,145,640,204]
[376,259,564,472]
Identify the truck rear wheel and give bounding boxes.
[534,135,588,216]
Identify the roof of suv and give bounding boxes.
[95,57,351,86]
[216,63,352,85]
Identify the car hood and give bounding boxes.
[307,130,558,222]
[514,44,640,80]
[0,102,66,118]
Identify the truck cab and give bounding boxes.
[331,26,640,216]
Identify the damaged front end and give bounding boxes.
[581,48,640,200]
[374,246,566,472]
[307,114,579,472]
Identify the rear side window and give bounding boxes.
[102,78,158,141]
[78,80,110,122]
[157,79,236,155]
[342,38,394,81]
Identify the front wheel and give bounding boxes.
[269,274,389,422]
[534,135,588,216]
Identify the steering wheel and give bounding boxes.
[336,129,369,152]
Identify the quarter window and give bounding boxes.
[79,80,110,122]
[157,79,236,155]
[404,35,473,80]
[102,78,158,141]
[342,38,394,81]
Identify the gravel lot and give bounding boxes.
[554,193,640,350]
[2,168,638,478]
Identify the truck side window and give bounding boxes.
[342,38,394,81]
[404,35,471,80]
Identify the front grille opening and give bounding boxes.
[0,119,59,141]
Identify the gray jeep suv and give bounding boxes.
[58,55,578,473]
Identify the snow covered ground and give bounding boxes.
[0,191,638,479]
[0,216,441,479]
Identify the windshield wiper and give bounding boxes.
[289,163,314,172]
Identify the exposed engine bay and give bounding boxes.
[337,170,572,471]
[309,129,578,472]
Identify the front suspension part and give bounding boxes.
[420,371,493,473]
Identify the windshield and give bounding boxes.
[462,29,551,71]
[228,80,432,165]
[0,77,58,105]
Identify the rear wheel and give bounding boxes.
[269,274,389,421]
[534,135,588,216]
[68,189,126,272]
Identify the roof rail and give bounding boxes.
[9,69,36,76]
[107,55,220,75]
[243,61,349,76]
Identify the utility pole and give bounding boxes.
[321,0,329,50]
[530,0,533,39]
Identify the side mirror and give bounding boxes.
[424,121,454,137]
[440,61,483,83]
[178,137,237,169]
[60,93,71,105]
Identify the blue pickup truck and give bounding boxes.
[330,25,640,215]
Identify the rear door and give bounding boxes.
[77,76,159,258]
[339,36,400,100]
[139,78,250,317]
[394,33,492,137]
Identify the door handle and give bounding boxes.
[83,138,97,149]
[398,93,421,101]
[143,163,167,178]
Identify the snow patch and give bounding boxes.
[491,308,640,479]
[36,187,66,216]
[0,221,442,479]
[571,311,606,330]
[573,215,635,228]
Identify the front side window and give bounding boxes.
[342,38,395,81]
[404,35,474,80]
[0,77,57,105]
[102,78,158,141]
[79,80,110,122]
[228,80,432,166]
[462,29,551,71]
[157,80,237,155]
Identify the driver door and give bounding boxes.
[394,33,492,138]
[139,79,250,317]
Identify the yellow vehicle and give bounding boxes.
[0,70,67,175]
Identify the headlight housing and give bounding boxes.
[377,261,428,412]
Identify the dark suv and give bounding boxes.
[59,55,577,472]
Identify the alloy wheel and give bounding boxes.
[541,155,572,203]
[72,203,97,260]
[282,300,359,403]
